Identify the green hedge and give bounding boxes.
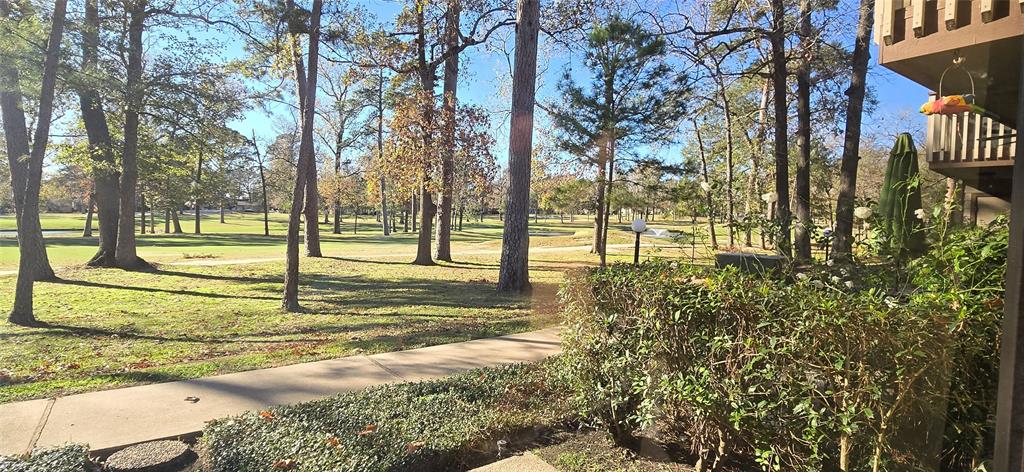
[203,361,573,472]
[559,258,1000,471]
[0,445,91,472]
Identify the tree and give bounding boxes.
[9,0,68,325]
[831,0,874,258]
[76,0,120,266]
[0,0,56,281]
[496,0,540,293]
[283,0,322,311]
[549,17,687,266]
[769,0,792,258]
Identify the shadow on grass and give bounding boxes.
[51,278,279,301]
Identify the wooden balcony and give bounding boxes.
[925,99,1018,198]
[874,0,1022,128]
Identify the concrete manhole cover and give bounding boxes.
[105,440,194,472]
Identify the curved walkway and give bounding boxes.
[0,328,562,455]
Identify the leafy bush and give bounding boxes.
[560,260,974,471]
[203,361,573,472]
[0,445,91,472]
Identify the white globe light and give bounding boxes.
[631,219,647,233]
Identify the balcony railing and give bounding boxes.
[876,0,1024,47]
[925,101,1018,165]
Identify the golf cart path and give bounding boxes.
[0,327,563,456]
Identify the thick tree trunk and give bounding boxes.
[164,209,170,233]
[283,0,322,311]
[794,0,814,262]
[220,202,225,223]
[194,151,203,234]
[435,0,460,262]
[114,0,147,269]
[79,0,119,266]
[496,0,539,292]
[0,0,55,282]
[412,5,437,266]
[303,159,322,256]
[832,0,874,258]
[83,194,95,237]
[171,209,182,233]
[9,0,67,325]
[769,0,792,258]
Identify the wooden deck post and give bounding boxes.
[993,34,1024,472]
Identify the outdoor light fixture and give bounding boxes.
[631,219,647,265]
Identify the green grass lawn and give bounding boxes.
[0,214,730,403]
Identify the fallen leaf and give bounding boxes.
[405,440,425,453]
[324,434,340,447]
[260,410,275,421]
[357,424,376,436]
[272,458,297,470]
[184,396,200,403]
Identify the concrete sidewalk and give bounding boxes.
[0,328,562,455]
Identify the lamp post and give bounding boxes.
[631,219,647,265]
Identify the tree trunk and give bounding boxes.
[140,194,147,234]
[164,209,170,233]
[79,0,119,266]
[592,147,608,256]
[769,0,792,258]
[83,194,95,237]
[435,0,460,262]
[412,4,438,266]
[283,0,322,311]
[832,0,874,258]
[332,118,344,235]
[715,71,736,248]
[496,0,539,292]
[601,141,614,265]
[9,0,67,325]
[743,79,770,248]
[0,0,55,282]
[220,202,225,223]
[194,150,203,234]
[171,209,182,233]
[412,195,418,232]
[303,157,321,256]
[794,0,814,262]
[374,68,391,237]
[695,123,719,250]
[259,163,269,236]
[114,0,147,269]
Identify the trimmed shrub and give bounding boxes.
[203,361,574,472]
[560,261,966,471]
[0,445,91,472]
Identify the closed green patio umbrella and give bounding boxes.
[878,132,927,258]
